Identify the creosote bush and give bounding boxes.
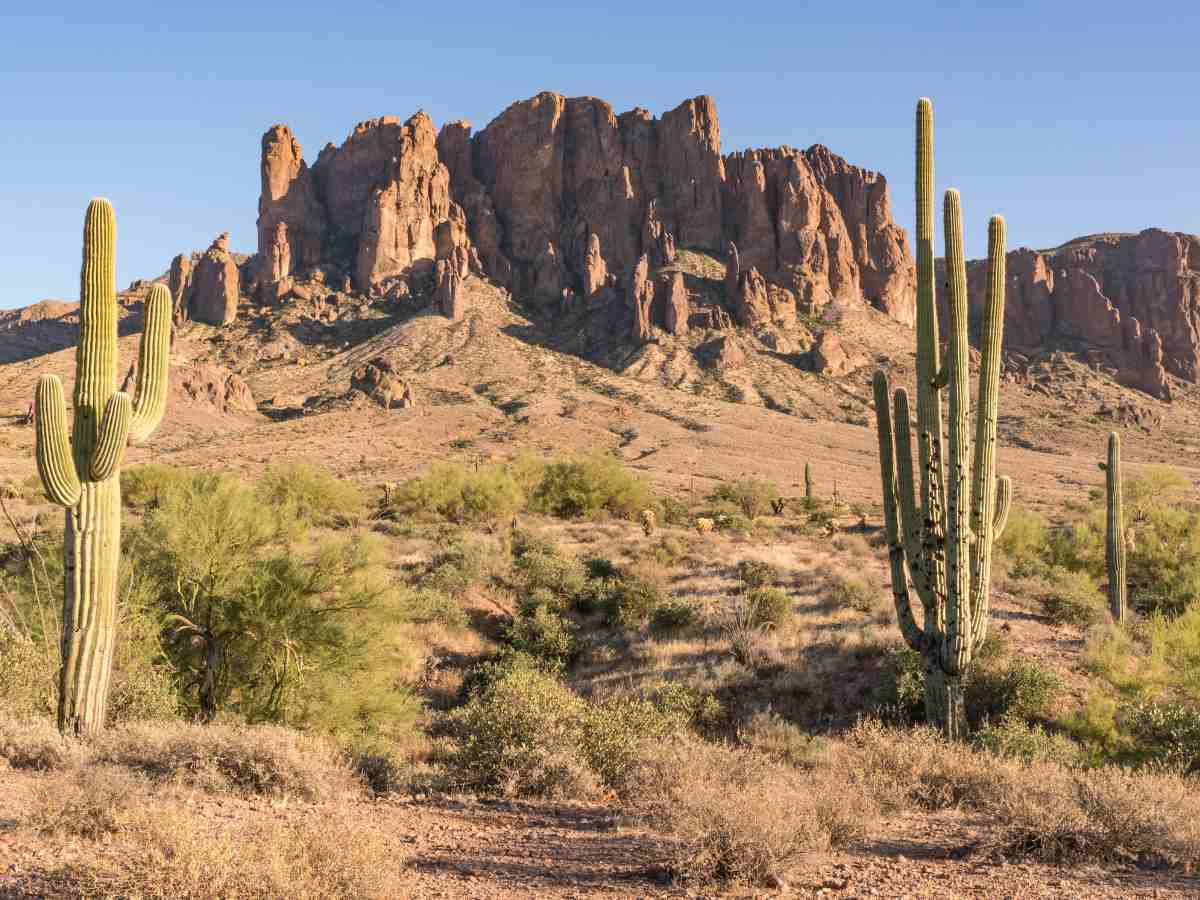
[710,479,780,519]
[256,461,367,529]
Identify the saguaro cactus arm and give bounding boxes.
[90,393,133,481]
[1104,432,1127,623]
[992,476,1012,537]
[873,371,924,651]
[34,375,82,507]
[128,283,171,444]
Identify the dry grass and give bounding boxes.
[0,715,359,799]
[89,721,360,799]
[636,736,876,887]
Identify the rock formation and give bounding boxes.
[435,261,465,322]
[189,234,240,326]
[174,362,256,412]
[351,356,415,408]
[630,255,655,343]
[662,272,689,336]
[168,253,193,322]
[257,113,462,297]
[254,92,914,332]
[963,230,1200,399]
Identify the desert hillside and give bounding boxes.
[3,92,1200,899]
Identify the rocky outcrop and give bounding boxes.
[432,92,912,326]
[189,234,240,326]
[964,230,1200,399]
[257,113,462,297]
[351,357,415,408]
[168,254,194,322]
[435,261,465,321]
[732,266,772,329]
[174,362,256,413]
[583,233,608,298]
[662,272,689,336]
[260,222,293,303]
[810,331,865,377]
[630,255,655,343]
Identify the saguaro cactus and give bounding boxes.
[1101,432,1126,623]
[872,99,1013,739]
[35,199,170,736]
[804,462,813,500]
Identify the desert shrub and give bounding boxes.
[875,645,926,721]
[256,462,367,529]
[582,555,620,580]
[641,533,689,566]
[109,802,412,899]
[710,479,779,519]
[504,605,578,671]
[826,571,875,613]
[650,598,699,633]
[997,506,1049,575]
[0,627,56,718]
[530,453,651,519]
[641,738,876,887]
[1123,701,1200,771]
[511,542,587,602]
[441,663,595,798]
[1037,566,1105,626]
[651,682,725,732]
[745,586,792,629]
[738,711,830,769]
[875,641,1060,727]
[660,496,691,527]
[603,572,666,629]
[985,764,1200,867]
[397,586,469,629]
[577,696,685,796]
[967,655,1063,727]
[735,558,778,589]
[421,538,498,595]
[973,716,1082,765]
[0,715,78,770]
[91,721,357,799]
[717,595,774,669]
[122,463,195,509]
[29,765,145,839]
[390,462,524,525]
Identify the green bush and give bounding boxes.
[122,463,196,509]
[710,480,780,519]
[512,546,587,603]
[256,463,367,529]
[442,660,687,800]
[421,540,497,596]
[398,587,469,629]
[504,606,578,671]
[746,586,792,629]
[660,497,691,527]
[973,716,1081,765]
[603,573,666,629]
[876,646,926,722]
[736,559,779,589]
[650,598,699,633]
[966,656,1063,727]
[391,462,524,526]
[827,572,876,614]
[1038,566,1105,626]
[1124,701,1200,772]
[998,506,1048,576]
[530,453,651,519]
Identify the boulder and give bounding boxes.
[189,234,240,326]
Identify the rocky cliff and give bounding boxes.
[251,91,916,331]
[963,230,1200,400]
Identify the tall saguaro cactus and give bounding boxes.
[872,99,1013,739]
[1102,432,1127,623]
[35,199,171,736]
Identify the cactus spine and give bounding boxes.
[804,462,813,500]
[35,199,170,736]
[872,99,1013,739]
[1103,432,1126,622]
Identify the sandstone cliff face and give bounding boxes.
[257,112,459,298]
[253,92,914,337]
[444,92,912,326]
[964,230,1200,399]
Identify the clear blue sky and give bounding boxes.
[3,1,1198,308]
